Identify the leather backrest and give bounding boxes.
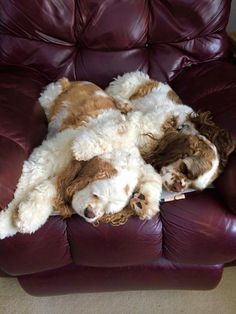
[0,0,231,86]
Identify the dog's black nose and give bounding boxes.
[84,207,96,219]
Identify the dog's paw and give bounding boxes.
[0,209,18,239]
[115,99,133,113]
[14,211,34,234]
[130,193,159,220]
[14,202,47,234]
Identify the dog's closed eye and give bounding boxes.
[177,124,189,132]
[179,162,188,176]
[179,161,196,180]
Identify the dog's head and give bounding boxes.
[147,112,235,193]
[54,157,118,222]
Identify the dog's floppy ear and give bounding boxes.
[54,159,83,218]
[189,111,236,171]
[145,131,197,171]
[182,155,213,180]
[66,157,117,197]
[54,157,117,218]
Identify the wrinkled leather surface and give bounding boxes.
[171,61,236,136]
[18,259,223,296]
[161,190,236,265]
[0,0,236,293]
[0,217,71,275]
[0,191,236,276]
[0,66,48,208]
[0,0,231,85]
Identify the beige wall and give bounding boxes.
[228,0,236,31]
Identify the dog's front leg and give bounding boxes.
[0,204,18,239]
[72,130,113,161]
[10,129,76,210]
[14,178,56,234]
[72,121,133,161]
[0,177,57,238]
[130,164,162,219]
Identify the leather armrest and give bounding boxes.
[214,152,236,214]
[171,60,236,213]
[0,66,48,208]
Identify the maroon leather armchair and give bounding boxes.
[0,0,236,296]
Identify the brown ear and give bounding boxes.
[54,157,117,218]
[182,157,213,180]
[67,157,117,195]
[79,156,117,180]
[54,159,83,218]
[189,111,236,171]
[145,131,197,171]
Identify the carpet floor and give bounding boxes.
[0,267,235,314]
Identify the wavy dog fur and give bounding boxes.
[189,111,236,171]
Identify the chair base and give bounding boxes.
[18,259,223,296]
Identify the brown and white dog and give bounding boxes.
[146,112,235,193]
[42,78,162,223]
[105,71,235,193]
[0,77,162,238]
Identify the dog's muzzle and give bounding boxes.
[84,207,96,219]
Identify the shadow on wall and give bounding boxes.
[228,0,236,31]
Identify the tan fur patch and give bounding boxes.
[53,159,83,218]
[48,80,117,130]
[124,184,130,195]
[186,137,215,179]
[167,90,182,104]
[70,157,117,190]
[161,116,177,132]
[94,206,135,226]
[58,77,71,91]
[129,80,159,100]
